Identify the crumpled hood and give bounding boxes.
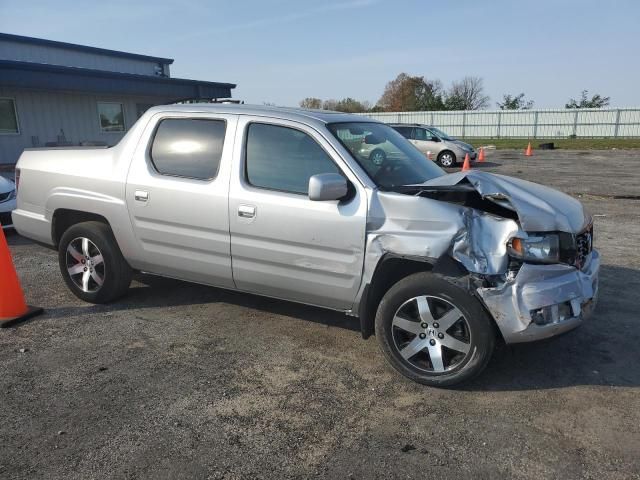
[423,170,589,233]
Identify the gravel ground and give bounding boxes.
[1,149,639,479]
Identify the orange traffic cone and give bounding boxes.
[0,226,43,328]
[461,153,471,171]
[478,147,485,162]
[525,142,533,156]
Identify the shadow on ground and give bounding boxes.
[34,265,639,392]
[7,230,638,391]
[40,273,361,332]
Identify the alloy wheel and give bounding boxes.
[371,150,385,166]
[65,237,105,293]
[439,153,454,167]
[391,295,472,373]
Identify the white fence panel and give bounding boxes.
[358,108,640,138]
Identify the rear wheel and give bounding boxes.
[437,150,456,167]
[375,272,495,387]
[58,221,132,303]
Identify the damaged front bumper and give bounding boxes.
[477,249,600,344]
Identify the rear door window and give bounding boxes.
[150,118,226,180]
[414,128,435,141]
[393,126,413,139]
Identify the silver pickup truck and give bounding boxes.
[13,104,599,386]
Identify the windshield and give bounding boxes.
[428,127,454,141]
[327,122,445,189]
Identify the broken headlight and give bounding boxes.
[508,234,560,263]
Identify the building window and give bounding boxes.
[97,102,125,132]
[0,98,19,134]
[150,118,226,180]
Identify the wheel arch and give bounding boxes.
[52,209,112,248]
[358,254,435,339]
[357,253,502,341]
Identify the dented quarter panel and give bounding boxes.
[350,189,520,316]
[350,169,599,346]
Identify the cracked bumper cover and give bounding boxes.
[477,249,600,344]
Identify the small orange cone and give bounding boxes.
[478,147,485,162]
[461,153,471,171]
[0,225,43,328]
[525,142,533,156]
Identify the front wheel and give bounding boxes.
[58,221,132,303]
[437,151,456,167]
[375,272,495,387]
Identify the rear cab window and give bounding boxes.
[150,118,226,180]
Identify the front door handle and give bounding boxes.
[238,204,256,219]
[135,190,149,202]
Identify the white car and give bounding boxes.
[0,175,17,229]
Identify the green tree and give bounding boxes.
[565,90,610,108]
[377,73,445,112]
[497,93,534,110]
[299,97,322,109]
[334,97,370,113]
[444,76,490,110]
[321,99,339,111]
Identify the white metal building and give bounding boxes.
[0,33,235,166]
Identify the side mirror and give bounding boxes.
[364,134,384,145]
[308,173,348,201]
[431,136,441,142]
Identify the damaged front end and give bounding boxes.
[357,170,600,344]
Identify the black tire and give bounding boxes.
[369,148,387,166]
[437,150,457,167]
[58,221,132,303]
[375,272,495,387]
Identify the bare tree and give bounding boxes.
[299,97,322,109]
[445,76,490,110]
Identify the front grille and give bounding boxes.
[0,211,12,226]
[575,224,594,269]
[559,224,593,270]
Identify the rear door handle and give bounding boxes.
[238,204,256,218]
[134,190,149,202]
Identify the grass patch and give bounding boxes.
[464,138,640,150]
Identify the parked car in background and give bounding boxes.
[391,124,476,167]
[0,175,16,228]
[13,105,599,387]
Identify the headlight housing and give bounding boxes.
[8,189,16,200]
[508,234,560,263]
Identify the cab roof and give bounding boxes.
[147,103,380,126]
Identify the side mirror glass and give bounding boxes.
[308,173,348,201]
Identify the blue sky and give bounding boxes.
[1,0,639,108]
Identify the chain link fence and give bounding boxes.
[357,108,640,138]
